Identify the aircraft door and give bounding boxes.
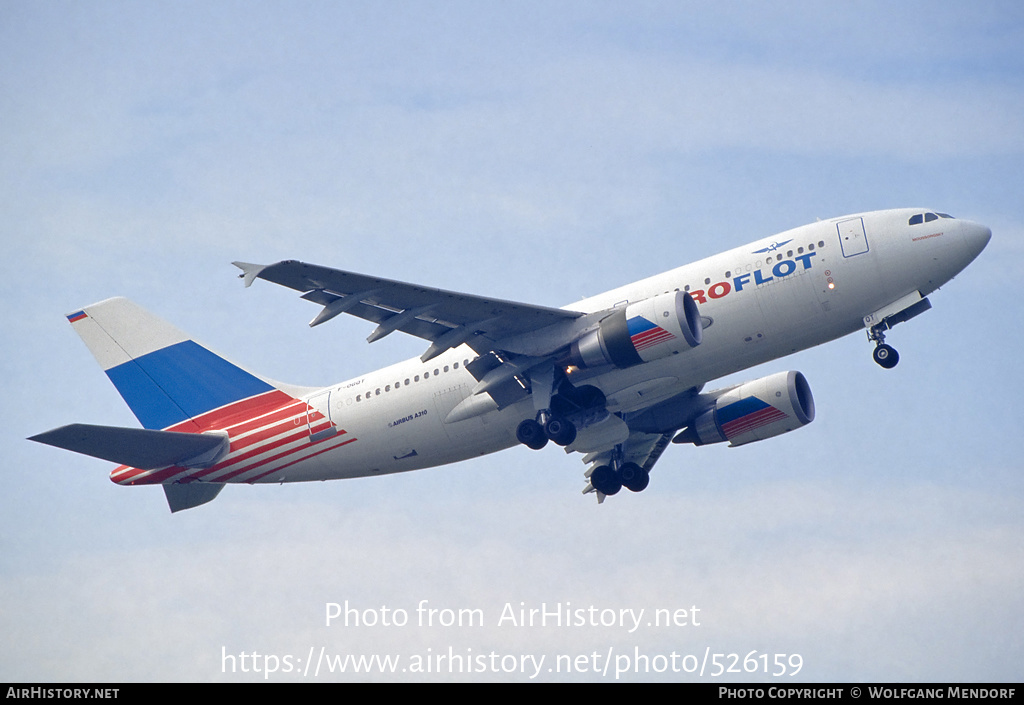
[307,390,339,442]
[837,217,869,257]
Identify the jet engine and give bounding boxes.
[673,371,815,447]
[568,290,702,370]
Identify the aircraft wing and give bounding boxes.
[233,260,584,362]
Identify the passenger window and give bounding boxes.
[453,362,459,370]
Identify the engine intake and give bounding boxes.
[673,371,815,447]
[569,290,702,370]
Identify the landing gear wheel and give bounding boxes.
[544,416,577,446]
[873,344,899,369]
[619,462,650,492]
[516,419,548,450]
[590,465,621,495]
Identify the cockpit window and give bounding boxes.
[909,212,955,225]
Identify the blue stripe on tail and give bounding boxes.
[105,340,274,430]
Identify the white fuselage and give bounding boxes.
[246,208,989,483]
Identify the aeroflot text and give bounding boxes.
[689,253,817,305]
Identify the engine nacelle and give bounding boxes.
[568,290,702,370]
[673,371,815,447]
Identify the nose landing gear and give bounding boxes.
[872,343,899,369]
[868,324,899,369]
[863,293,934,370]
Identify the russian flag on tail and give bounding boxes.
[66,298,276,430]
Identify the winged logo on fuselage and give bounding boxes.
[752,239,792,254]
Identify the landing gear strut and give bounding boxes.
[868,324,899,369]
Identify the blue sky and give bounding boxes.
[2,1,1022,682]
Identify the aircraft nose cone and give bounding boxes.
[962,221,992,260]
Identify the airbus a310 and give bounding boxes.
[31,208,991,511]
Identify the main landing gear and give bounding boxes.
[867,323,899,369]
[589,460,650,495]
[516,414,577,450]
[514,364,649,498]
[516,364,595,450]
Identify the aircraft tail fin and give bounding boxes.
[65,297,281,431]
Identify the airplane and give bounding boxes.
[30,208,991,512]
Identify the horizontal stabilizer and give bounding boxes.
[29,424,230,470]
